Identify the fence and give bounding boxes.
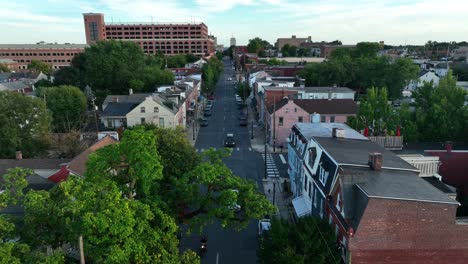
[368,136,404,150]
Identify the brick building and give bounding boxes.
[83,13,215,56]
[288,123,468,264]
[0,43,87,70]
[276,35,312,50]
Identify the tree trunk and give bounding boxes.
[79,235,85,264]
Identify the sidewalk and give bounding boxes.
[244,97,294,221]
[186,101,203,146]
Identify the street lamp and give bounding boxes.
[251,120,254,139]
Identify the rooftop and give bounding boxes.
[268,98,357,115]
[0,44,88,49]
[303,86,355,93]
[100,102,138,117]
[294,122,367,140]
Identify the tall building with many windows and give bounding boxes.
[83,13,215,56]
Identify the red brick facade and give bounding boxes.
[348,199,468,264]
[83,13,215,56]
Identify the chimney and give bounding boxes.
[368,152,383,171]
[129,89,133,95]
[292,35,296,39]
[445,141,453,153]
[15,151,22,160]
[332,128,345,138]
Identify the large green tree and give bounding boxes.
[0,92,51,158]
[0,63,10,72]
[39,85,87,132]
[258,216,341,264]
[300,42,419,98]
[28,60,52,75]
[202,57,223,94]
[247,37,271,56]
[413,71,467,141]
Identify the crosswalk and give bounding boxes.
[262,153,280,178]
[196,147,253,153]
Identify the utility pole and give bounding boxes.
[251,120,254,139]
[273,182,276,205]
[264,121,267,179]
[273,96,276,153]
[91,97,99,138]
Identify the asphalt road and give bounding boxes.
[180,60,265,264]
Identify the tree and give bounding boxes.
[40,86,87,132]
[0,63,10,72]
[0,92,51,158]
[185,53,198,63]
[247,37,270,56]
[258,216,341,264]
[27,60,52,75]
[0,168,65,263]
[236,82,251,100]
[452,63,468,81]
[52,66,81,87]
[413,71,467,141]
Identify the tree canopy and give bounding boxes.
[0,125,275,262]
[300,42,419,99]
[202,57,223,94]
[0,92,51,158]
[258,216,341,264]
[28,60,53,75]
[52,40,175,101]
[349,71,467,142]
[37,85,88,132]
[0,63,10,72]
[247,37,271,57]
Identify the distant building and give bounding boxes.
[320,45,356,58]
[230,37,236,47]
[216,44,224,53]
[276,35,312,50]
[83,13,215,56]
[0,43,87,70]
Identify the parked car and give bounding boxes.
[200,118,209,127]
[239,117,247,126]
[208,94,216,100]
[204,109,212,116]
[228,77,232,81]
[224,133,235,147]
[258,219,271,236]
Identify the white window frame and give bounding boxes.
[336,192,341,211]
[319,165,329,185]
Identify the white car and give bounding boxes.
[258,219,271,236]
[228,77,232,81]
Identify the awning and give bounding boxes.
[187,108,194,111]
[292,196,311,217]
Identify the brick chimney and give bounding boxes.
[445,141,453,153]
[332,128,345,138]
[15,151,22,160]
[368,152,383,171]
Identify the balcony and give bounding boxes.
[368,136,403,150]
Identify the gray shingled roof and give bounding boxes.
[315,137,417,170]
[303,86,354,93]
[100,102,138,117]
[0,81,29,91]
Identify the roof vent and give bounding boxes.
[368,152,383,171]
[332,128,345,138]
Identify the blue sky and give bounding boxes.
[1,0,467,46]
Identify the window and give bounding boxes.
[107,119,113,128]
[321,116,326,123]
[319,165,329,185]
[140,118,146,124]
[154,107,159,113]
[330,116,335,122]
[298,116,303,122]
[279,117,284,126]
[308,147,317,167]
[159,117,165,128]
[304,175,308,192]
[336,193,341,211]
[89,22,99,41]
[308,182,312,198]
[294,108,297,112]
[140,107,145,113]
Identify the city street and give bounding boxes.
[180,60,266,264]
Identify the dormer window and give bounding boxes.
[319,165,329,185]
[140,107,146,113]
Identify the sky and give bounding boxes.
[1,0,467,46]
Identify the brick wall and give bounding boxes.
[349,198,468,264]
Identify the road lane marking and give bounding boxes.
[249,147,252,151]
[279,154,287,164]
[216,252,219,264]
[236,147,240,151]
